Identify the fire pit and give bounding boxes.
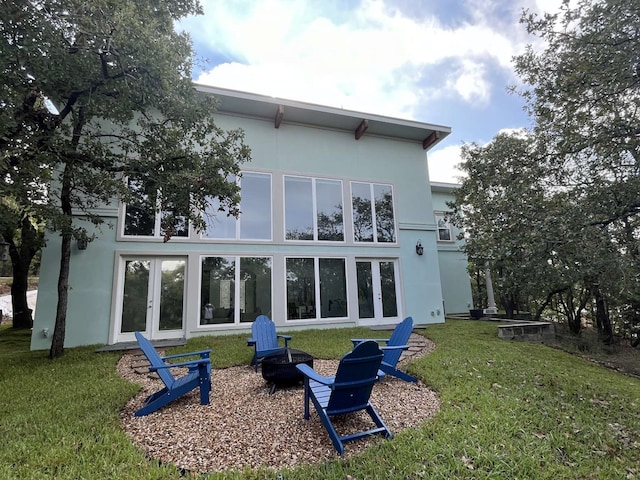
[261,348,314,394]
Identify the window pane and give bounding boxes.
[124,178,156,236]
[286,258,316,320]
[285,177,314,240]
[200,257,236,324]
[356,261,374,318]
[316,179,344,241]
[158,260,185,330]
[319,258,347,318]
[352,182,373,242]
[239,257,272,323]
[160,194,189,238]
[239,173,271,240]
[374,184,395,242]
[380,261,398,317]
[203,197,236,239]
[436,214,452,241]
[121,260,150,332]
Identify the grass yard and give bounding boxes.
[0,320,638,479]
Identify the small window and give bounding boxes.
[435,213,453,242]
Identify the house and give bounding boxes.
[30,86,472,350]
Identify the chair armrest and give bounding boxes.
[380,344,409,351]
[162,350,211,361]
[150,358,210,371]
[296,364,334,385]
[351,338,390,347]
[277,334,292,341]
[247,338,256,347]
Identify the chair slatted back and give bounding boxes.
[135,332,175,388]
[383,316,413,366]
[326,341,383,415]
[252,315,279,351]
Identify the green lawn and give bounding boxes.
[0,321,638,479]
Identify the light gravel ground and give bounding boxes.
[118,334,440,474]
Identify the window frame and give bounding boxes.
[199,255,273,326]
[284,256,349,322]
[121,177,190,239]
[435,212,454,242]
[201,171,273,241]
[350,181,398,244]
[283,175,345,243]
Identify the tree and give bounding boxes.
[513,0,640,341]
[0,198,44,329]
[0,1,251,357]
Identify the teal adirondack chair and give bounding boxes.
[351,316,418,382]
[134,332,212,417]
[296,340,392,455]
[247,315,292,372]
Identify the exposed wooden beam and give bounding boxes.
[422,131,440,150]
[274,105,284,129]
[355,119,368,140]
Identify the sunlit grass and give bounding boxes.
[0,321,638,479]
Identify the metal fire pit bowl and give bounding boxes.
[261,348,314,394]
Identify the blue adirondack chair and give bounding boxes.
[351,316,418,383]
[134,332,212,417]
[247,315,292,372]
[296,340,392,455]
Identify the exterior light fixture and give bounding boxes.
[77,238,88,251]
[415,239,424,256]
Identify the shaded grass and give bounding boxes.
[0,321,638,479]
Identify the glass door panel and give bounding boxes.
[121,260,151,333]
[158,260,186,331]
[356,259,401,325]
[116,257,186,342]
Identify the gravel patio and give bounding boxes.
[118,333,440,474]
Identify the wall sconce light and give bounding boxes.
[77,238,88,251]
[415,239,424,256]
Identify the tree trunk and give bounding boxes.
[49,158,75,359]
[9,249,32,329]
[49,232,71,358]
[592,284,613,344]
[8,215,42,329]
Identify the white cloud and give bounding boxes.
[180,0,537,120]
[427,144,467,183]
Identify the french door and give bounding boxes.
[114,256,186,343]
[356,259,401,325]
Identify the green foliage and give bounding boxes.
[1,321,639,479]
[452,1,640,338]
[1,0,251,354]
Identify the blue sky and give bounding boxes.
[177,0,557,183]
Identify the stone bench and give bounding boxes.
[497,321,555,343]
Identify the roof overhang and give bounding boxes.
[430,181,462,193]
[195,84,451,151]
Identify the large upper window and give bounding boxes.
[203,172,271,240]
[435,212,453,242]
[284,176,344,241]
[351,182,396,243]
[123,177,188,238]
[286,257,348,320]
[200,256,272,325]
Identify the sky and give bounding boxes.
[176,0,559,183]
